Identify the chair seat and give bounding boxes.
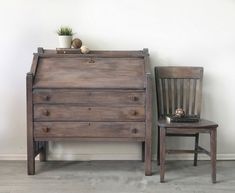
[157,118,218,128]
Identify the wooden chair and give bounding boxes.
[155,66,218,183]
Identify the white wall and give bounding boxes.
[0,0,235,160]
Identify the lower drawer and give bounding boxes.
[34,122,145,138]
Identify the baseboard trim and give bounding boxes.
[0,153,235,161]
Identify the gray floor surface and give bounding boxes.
[0,160,234,193]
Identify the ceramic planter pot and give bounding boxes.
[58,35,72,48]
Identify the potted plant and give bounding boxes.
[57,27,74,48]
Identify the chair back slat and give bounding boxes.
[155,67,203,118]
[179,79,184,109]
[167,79,172,114]
[190,79,197,114]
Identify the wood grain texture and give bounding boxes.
[34,122,145,138]
[157,119,218,128]
[33,89,145,106]
[34,105,145,121]
[145,74,152,176]
[160,127,166,183]
[155,66,218,183]
[155,67,203,118]
[26,73,35,175]
[34,58,145,89]
[210,128,217,183]
[156,66,203,79]
[42,49,146,57]
[27,48,152,175]
[0,161,234,193]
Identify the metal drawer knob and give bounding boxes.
[131,110,138,116]
[43,95,50,101]
[42,109,50,116]
[131,128,138,134]
[130,96,139,101]
[42,127,50,133]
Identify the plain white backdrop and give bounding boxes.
[0,0,235,160]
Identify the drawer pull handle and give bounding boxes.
[43,95,50,101]
[42,127,50,133]
[88,58,95,63]
[132,128,138,134]
[131,110,138,116]
[42,110,50,116]
[130,96,139,101]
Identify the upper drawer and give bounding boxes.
[33,57,145,89]
[33,89,145,106]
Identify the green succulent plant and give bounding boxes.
[57,27,74,36]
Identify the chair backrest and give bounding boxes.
[155,66,203,119]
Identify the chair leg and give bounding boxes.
[194,133,199,166]
[160,127,166,183]
[210,128,217,183]
[157,126,160,165]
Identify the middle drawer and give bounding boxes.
[34,105,145,122]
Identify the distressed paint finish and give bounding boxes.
[27,48,152,175]
[155,66,218,183]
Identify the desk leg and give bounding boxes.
[142,142,145,162]
[27,73,35,175]
[27,140,35,175]
[145,138,152,176]
[39,141,47,162]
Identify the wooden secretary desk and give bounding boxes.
[26,48,152,175]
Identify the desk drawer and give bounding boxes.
[34,122,145,138]
[34,105,145,121]
[33,90,145,106]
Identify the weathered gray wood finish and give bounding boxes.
[155,66,218,183]
[34,122,145,138]
[26,48,152,175]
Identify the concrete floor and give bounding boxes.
[0,160,234,193]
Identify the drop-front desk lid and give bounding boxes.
[32,49,149,89]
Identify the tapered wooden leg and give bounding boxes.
[157,126,160,165]
[194,133,199,166]
[145,139,152,176]
[160,127,166,183]
[39,141,47,162]
[142,142,145,162]
[210,128,217,183]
